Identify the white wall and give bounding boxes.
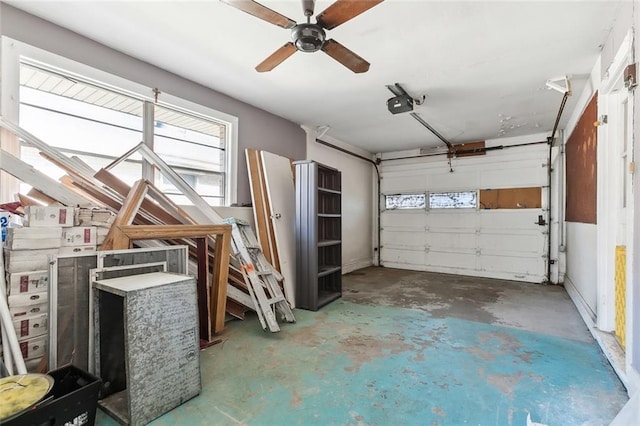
[303,127,374,273]
[564,222,597,320]
[562,58,601,326]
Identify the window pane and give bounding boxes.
[429,191,478,209]
[385,194,426,210]
[154,105,226,205]
[157,170,224,207]
[19,63,143,188]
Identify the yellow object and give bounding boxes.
[615,246,627,349]
[0,373,53,421]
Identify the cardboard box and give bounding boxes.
[8,270,49,295]
[24,206,75,227]
[25,357,43,373]
[6,227,62,250]
[4,248,59,272]
[61,227,97,246]
[59,245,97,255]
[9,302,48,318]
[8,291,48,307]
[18,335,47,360]
[13,313,48,340]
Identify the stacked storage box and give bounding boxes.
[4,206,75,371]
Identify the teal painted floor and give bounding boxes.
[96,269,628,425]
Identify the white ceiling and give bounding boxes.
[7,0,623,153]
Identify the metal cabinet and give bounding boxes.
[93,271,199,426]
[294,160,342,310]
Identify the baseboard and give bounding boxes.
[342,258,373,274]
[565,277,629,391]
[564,277,596,324]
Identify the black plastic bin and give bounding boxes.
[5,365,101,426]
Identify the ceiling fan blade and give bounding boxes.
[256,42,297,72]
[316,0,383,30]
[220,0,296,29]
[321,39,370,73]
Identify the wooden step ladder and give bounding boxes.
[224,218,295,332]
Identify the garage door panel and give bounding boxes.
[479,210,544,229]
[426,171,480,191]
[426,250,477,270]
[381,173,426,193]
[478,233,545,253]
[381,212,426,228]
[426,212,478,229]
[480,254,545,280]
[382,229,426,247]
[428,232,476,250]
[381,247,426,266]
[480,165,545,188]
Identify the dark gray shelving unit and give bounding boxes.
[295,160,342,311]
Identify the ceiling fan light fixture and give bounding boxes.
[291,23,326,52]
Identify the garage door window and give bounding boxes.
[385,194,426,210]
[428,191,477,209]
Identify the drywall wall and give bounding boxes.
[0,4,305,205]
[304,127,374,273]
[564,222,597,319]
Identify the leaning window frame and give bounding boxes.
[0,36,238,205]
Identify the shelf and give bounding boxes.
[318,187,341,195]
[318,239,341,247]
[296,160,342,311]
[318,265,341,277]
[317,290,341,308]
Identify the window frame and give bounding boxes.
[0,36,238,205]
[384,193,427,211]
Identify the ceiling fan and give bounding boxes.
[220,0,383,73]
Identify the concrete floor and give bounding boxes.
[97,267,628,425]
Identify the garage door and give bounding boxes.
[380,143,549,283]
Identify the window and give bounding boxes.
[16,60,234,206]
[428,191,478,209]
[385,193,426,210]
[19,63,143,191]
[153,105,226,206]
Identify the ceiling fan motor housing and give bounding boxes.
[291,23,326,52]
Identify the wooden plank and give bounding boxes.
[225,298,248,320]
[115,223,232,337]
[448,141,486,158]
[137,144,224,224]
[0,116,97,179]
[212,229,231,333]
[260,151,296,307]
[16,193,45,207]
[0,149,91,207]
[94,169,184,225]
[26,188,60,206]
[196,238,212,341]
[100,180,149,250]
[258,153,281,270]
[118,224,231,240]
[246,149,273,263]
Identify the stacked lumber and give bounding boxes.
[0,118,258,344]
